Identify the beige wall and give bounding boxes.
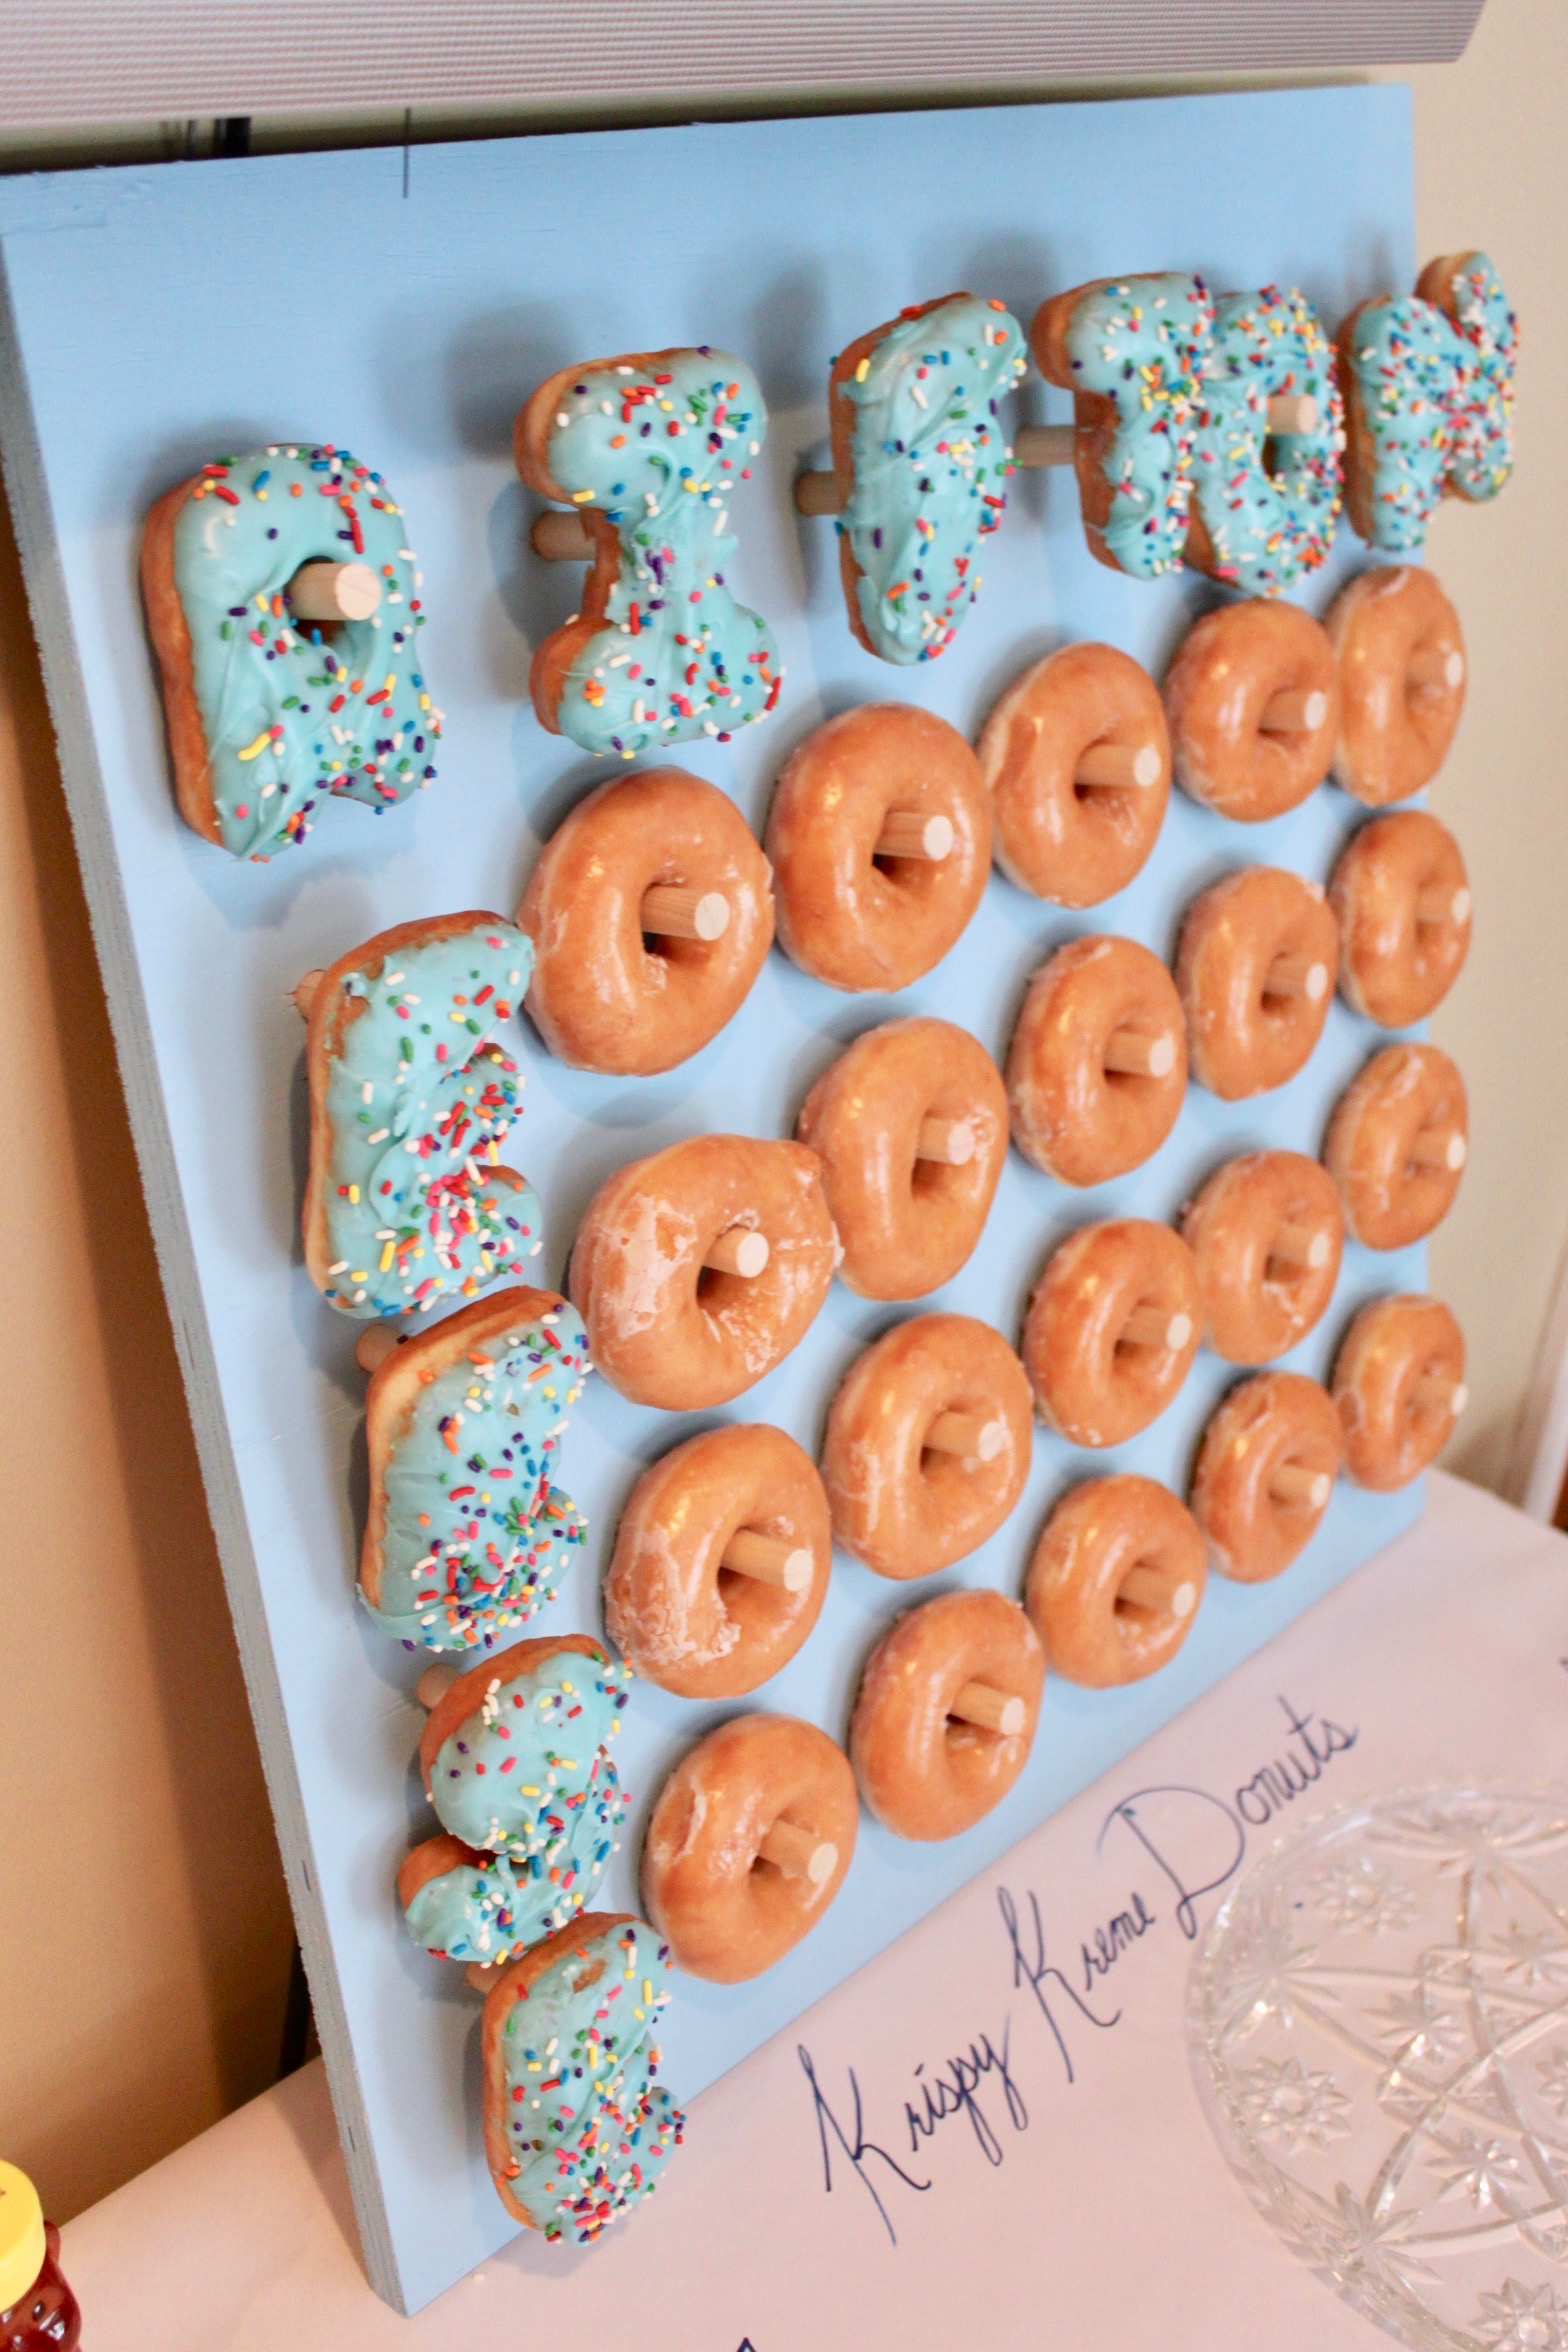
[0,0,1561,2218]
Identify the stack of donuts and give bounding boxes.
[138,240,1504,2248]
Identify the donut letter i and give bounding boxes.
[516,348,782,758]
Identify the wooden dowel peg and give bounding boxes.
[1104,1029,1176,1080]
[721,1529,813,1594]
[1260,686,1329,735]
[355,1322,404,1374]
[1263,953,1329,1003]
[287,559,382,623]
[416,1663,460,1712]
[465,1960,501,1993]
[1013,423,1077,468]
[703,1225,770,1279]
[1413,1371,1467,1416]
[1410,1126,1467,1173]
[1270,1462,1332,1511]
[793,470,843,517]
[1415,882,1472,927]
[1075,741,1162,792]
[924,1410,1005,1463]
[1118,1564,1197,1619]
[1266,392,1320,436]
[916,1115,976,1168]
[1408,644,1465,694]
[875,809,954,862]
[642,884,730,943]
[292,968,325,1020]
[1268,1222,1331,1273]
[949,1680,1026,1736]
[758,1819,838,1884]
[1119,1304,1193,1352]
[532,510,595,561]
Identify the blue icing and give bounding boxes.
[838,294,1026,662]
[497,1919,682,2242]
[1442,252,1517,503]
[1187,285,1344,594]
[321,921,541,1321]
[1344,296,1464,551]
[369,1299,591,1651]
[1061,273,1215,578]
[542,351,781,758]
[171,444,439,860]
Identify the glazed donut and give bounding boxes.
[141,442,439,862]
[642,1715,857,1980]
[515,348,781,758]
[977,643,1171,908]
[299,913,542,1319]
[850,1588,1044,1840]
[1006,935,1187,1186]
[520,769,773,1075]
[1329,810,1471,1025]
[1332,1295,1466,1490]
[1163,602,1339,821]
[480,1914,682,2238]
[1190,1371,1343,1582]
[1021,1219,1200,1447]
[1326,568,1466,805]
[569,1135,834,1410]
[1184,285,1344,595]
[360,1287,590,1653]
[1337,253,1516,554]
[1324,1044,1467,1250]
[821,1313,1033,1579]
[1030,273,1214,579]
[1177,868,1338,1100]
[396,1634,627,1966]
[766,704,990,992]
[827,292,1027,663]
[1181,1151,1344,1365]
[795,1016,1008,1299]
[1025,1474,1207,1688]
[604,1423,832,1698]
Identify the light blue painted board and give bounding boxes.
[0,84,1427,2312]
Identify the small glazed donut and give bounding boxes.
[570,1135,835,1410]
[827,292,1027,663]
[1325,567,1466,804]
[766,704,990,992]
[795,1016,1008,1300]
[300,914,542,1319]
[1025,1474,1207,1688]
[520,769,773,1075]
[1177,867,1339,1100]
[1329,810,1471,1025]
[642,1715,857,1981]
[1181,1151,1345,1365]
[1184,285,1345,595]
[1006,935,1187,1186]
[821,1313,1033,1579]
[1332,1295,1466,1490]
[515,348,781,758]
[850,1588,1044,1840]
[1022,1218,1200,1447]
[604,1424,832,1698]
[1163,601,1339,821]
[1324,1044,1467,1250]
[1030,273,1214,579]
[1190,1371,1344,1582]
[977,643,1171,909]
[141,442,439,862]
[480,1914,682,2238]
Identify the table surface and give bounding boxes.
[60,1470,1568,2351]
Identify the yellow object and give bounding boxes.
[0,2162,45,2312]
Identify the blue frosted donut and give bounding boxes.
[141,442,439,861]
[481,1915,683,2240]
[1186,285,1344,594]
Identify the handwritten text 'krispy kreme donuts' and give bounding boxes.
[797,1693,1358,2243]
